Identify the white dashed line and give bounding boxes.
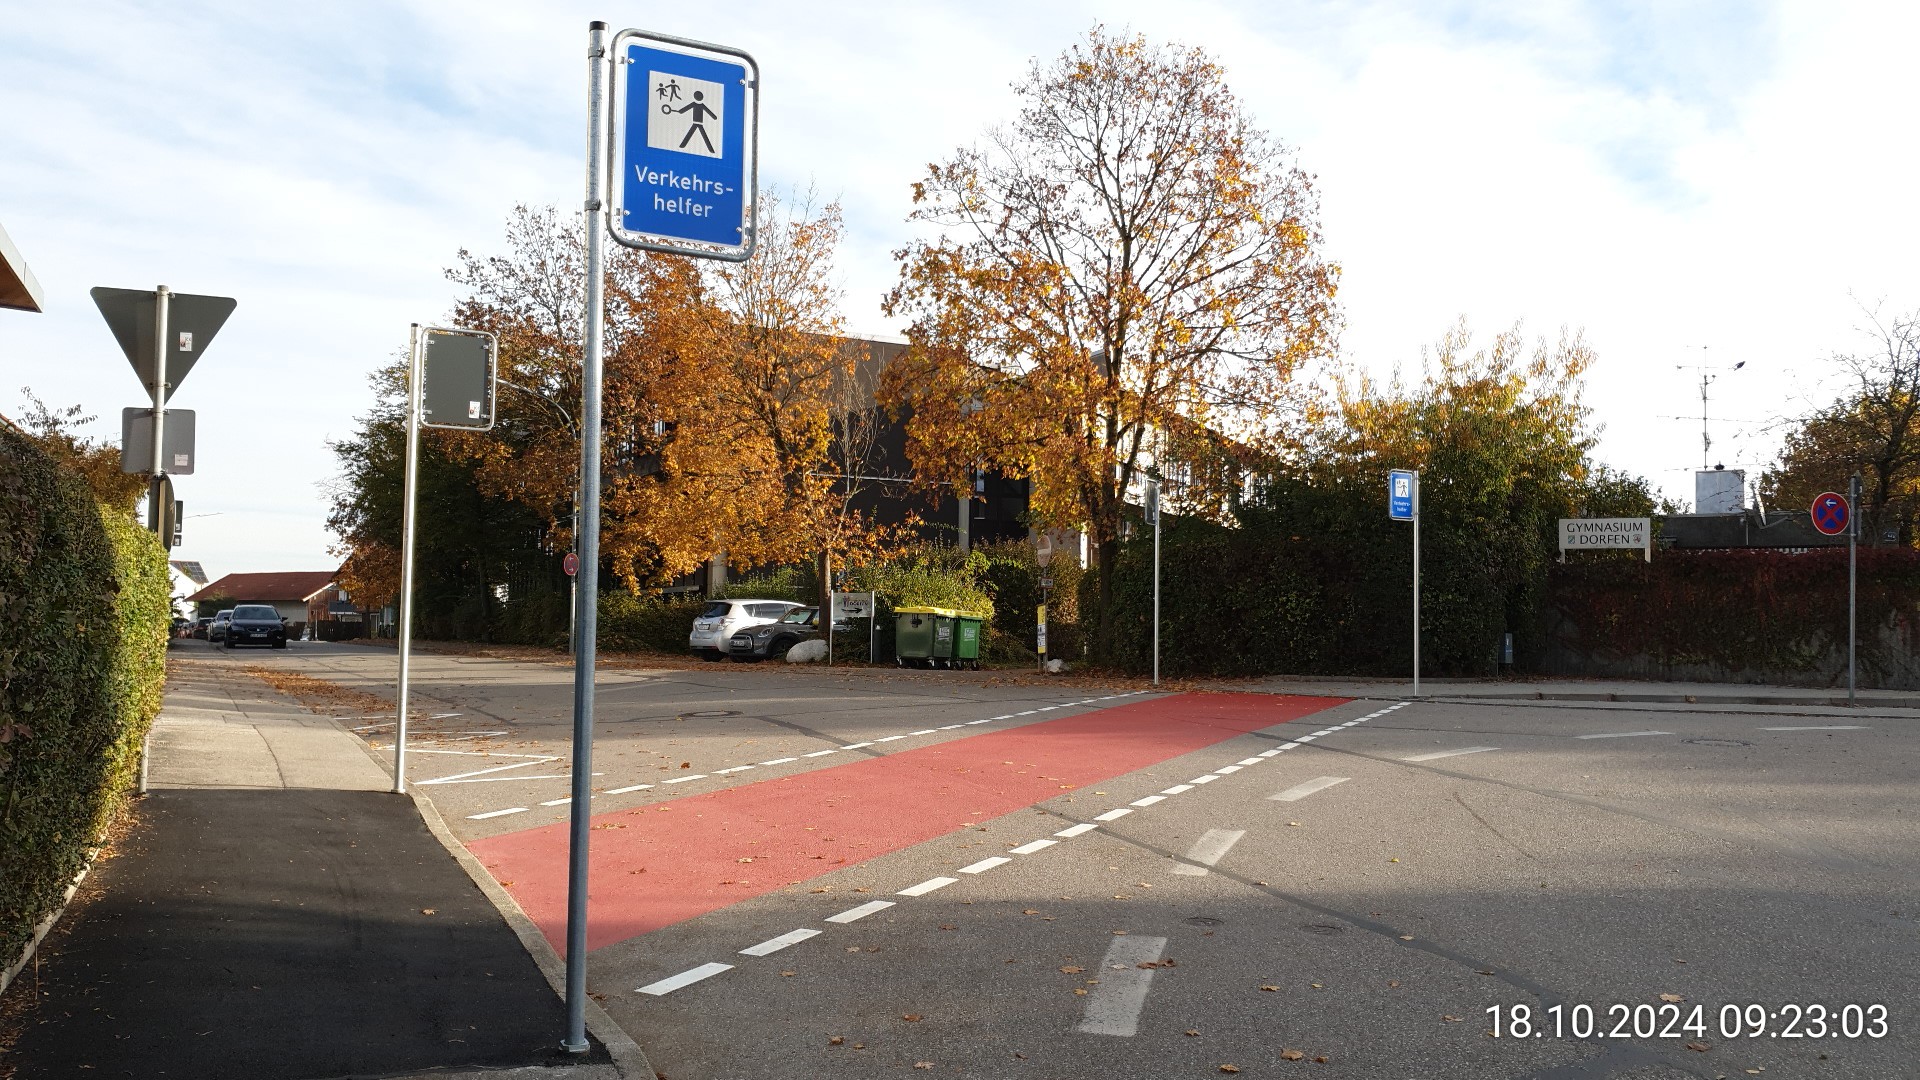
[898,876,959,897]
[1054,822,1099,838]
[1576,730,1672,739]
[959,856,1012,874]
[715,766,754,774]
[605,783,652,794]
[1295,736,1317,743]
[467,807,528,820]
[1763,725,1869,731]
[758,758,798,766]
[874,735,908,743]
[539,797,572,806]
[638,962,733,996]
[1257,749,1282,758]
[938,724,965,730]
[1077,935,1170,1036]
[842,742,874,749]
[1269,776,1350,802]
[662,774,707,784]
[1403,746,1499,762]
[1093,808,1133,822]
[1235,757,1265,766]
[1277,742,1300,750]
[1189,775,1219,785]
[1130,795,1166,807]
[1160,784,1195,795]
[802,749,837,757]
[825,900,896,924]
[739,928,821,956]
[1214,765,1243,774]
[1009,838,1058,854]
[910,729,939,735]
[1171,828,1247,876]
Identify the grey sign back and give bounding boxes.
[120,408,196,474]
[90,287,236,400]
[420,328,496,430]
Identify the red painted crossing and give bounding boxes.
[467,692,1345,953]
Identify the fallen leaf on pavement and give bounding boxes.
[846,946,861,953]
[1023,909,1041,915]
[1388,980,1400,988]
[1280,1049,1305,1061]
[1261,985,1280,992]
[1219,1067,1240,1074]
[1685,1042,1709,1052]
[939,924,956,930]
[903,1013,923,1022]
[1660,993,1685,1003]
[1060,966,1084,973]
[420,908,436,915]
[780,971,795,977]
[1185,1030,1201,1036]
[828,1036,844,1045]
[1443,1015,1464,1023]
[679,762,690,768]
[736,857,752,863]
[1398,935,1414,941]
[1314,1057,1328,1064]
[1074,988,1088,995]
[914,1064,935,1071]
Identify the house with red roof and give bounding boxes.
[186,571,349,639]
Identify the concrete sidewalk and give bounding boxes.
[0,647,641,1080]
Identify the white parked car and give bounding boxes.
[688,598,801,660]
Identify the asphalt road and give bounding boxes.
[223,642,1917,1079]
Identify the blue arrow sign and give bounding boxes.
[611,31,759,260]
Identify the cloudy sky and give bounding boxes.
[3,0,1917,581]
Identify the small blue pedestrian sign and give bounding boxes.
[1811,491,1850,536]
[611,30,759,261]
[1389,469,1418,521]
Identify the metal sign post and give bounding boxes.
[1849,474,1860,706]
[1147,480,1161,688]
[1389,470,1420,697]
[560,21,760,1057]
[392,325,498,795]
[1036,534,1052,672]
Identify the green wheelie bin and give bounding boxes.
[894,606,945,668]
[952,612,984,670]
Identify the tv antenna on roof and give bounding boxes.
[1678,346,1745,470]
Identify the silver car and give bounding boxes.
[688,598,801,660]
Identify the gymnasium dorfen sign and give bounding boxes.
[1558,517,1652,562]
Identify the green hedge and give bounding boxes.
[597,592,711,653]
[0,425,169,966]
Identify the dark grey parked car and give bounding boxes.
[222,604,289,649]
[728,606,824,661]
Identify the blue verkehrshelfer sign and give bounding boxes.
[611,31,759,260]
[1389,469,1418,521]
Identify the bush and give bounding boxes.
[977,538,1083,662]
[597,592,711,653]
[0,424,169,967]
[715,565,816,604]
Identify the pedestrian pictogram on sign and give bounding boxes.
[650,72,723,157]
[1811,491,1850,536]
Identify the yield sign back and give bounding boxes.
[90,287,237,401]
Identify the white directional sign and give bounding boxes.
[610,30,759,260]
[831,590,875,621]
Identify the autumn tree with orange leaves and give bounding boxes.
[330,194,897,631]
[881,27,1341,651]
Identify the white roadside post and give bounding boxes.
[565,20,760,1056]
[1147,479,1161,688]
[1036,534,1052,672]
[1388,470,1419,697]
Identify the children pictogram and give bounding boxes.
[646,71,724,160]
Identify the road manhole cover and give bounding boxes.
[1184,916,1224,927]
[1303,923,1346,935]
[1684,737,1753,747]
[680,710,740,718]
